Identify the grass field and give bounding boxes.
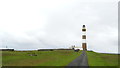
[87,51,118,66]
[2,50,81,66]
[2,50,119,67]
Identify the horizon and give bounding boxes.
[0,48,119,54]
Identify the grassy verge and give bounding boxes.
[86,51,118,66]
[2,50,81,66]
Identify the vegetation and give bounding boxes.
[2,50,81,66]
[2,50,119,67]
[87,51,118,66]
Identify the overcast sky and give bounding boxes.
[0,0,118,53]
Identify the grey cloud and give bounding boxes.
[1,1,118,53]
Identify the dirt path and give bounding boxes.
[65,51,89,68]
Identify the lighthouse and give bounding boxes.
[82,25,87,50]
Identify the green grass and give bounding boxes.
[87,51,118,66]
[0,51,2,67]
[2,50,81,66]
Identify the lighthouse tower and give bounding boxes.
[82,25,87,50]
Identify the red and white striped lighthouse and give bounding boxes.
[82,25,87,50]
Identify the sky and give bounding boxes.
[0,0,118,53]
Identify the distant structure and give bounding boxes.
[0,49,14,51]
[71,45,75,49]
[0,46,14,51]
[74,46,81,52]
[38,49,72,51]
[82,25,87,50]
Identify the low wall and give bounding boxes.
[0,49,14,51]
[38,49,73,51]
